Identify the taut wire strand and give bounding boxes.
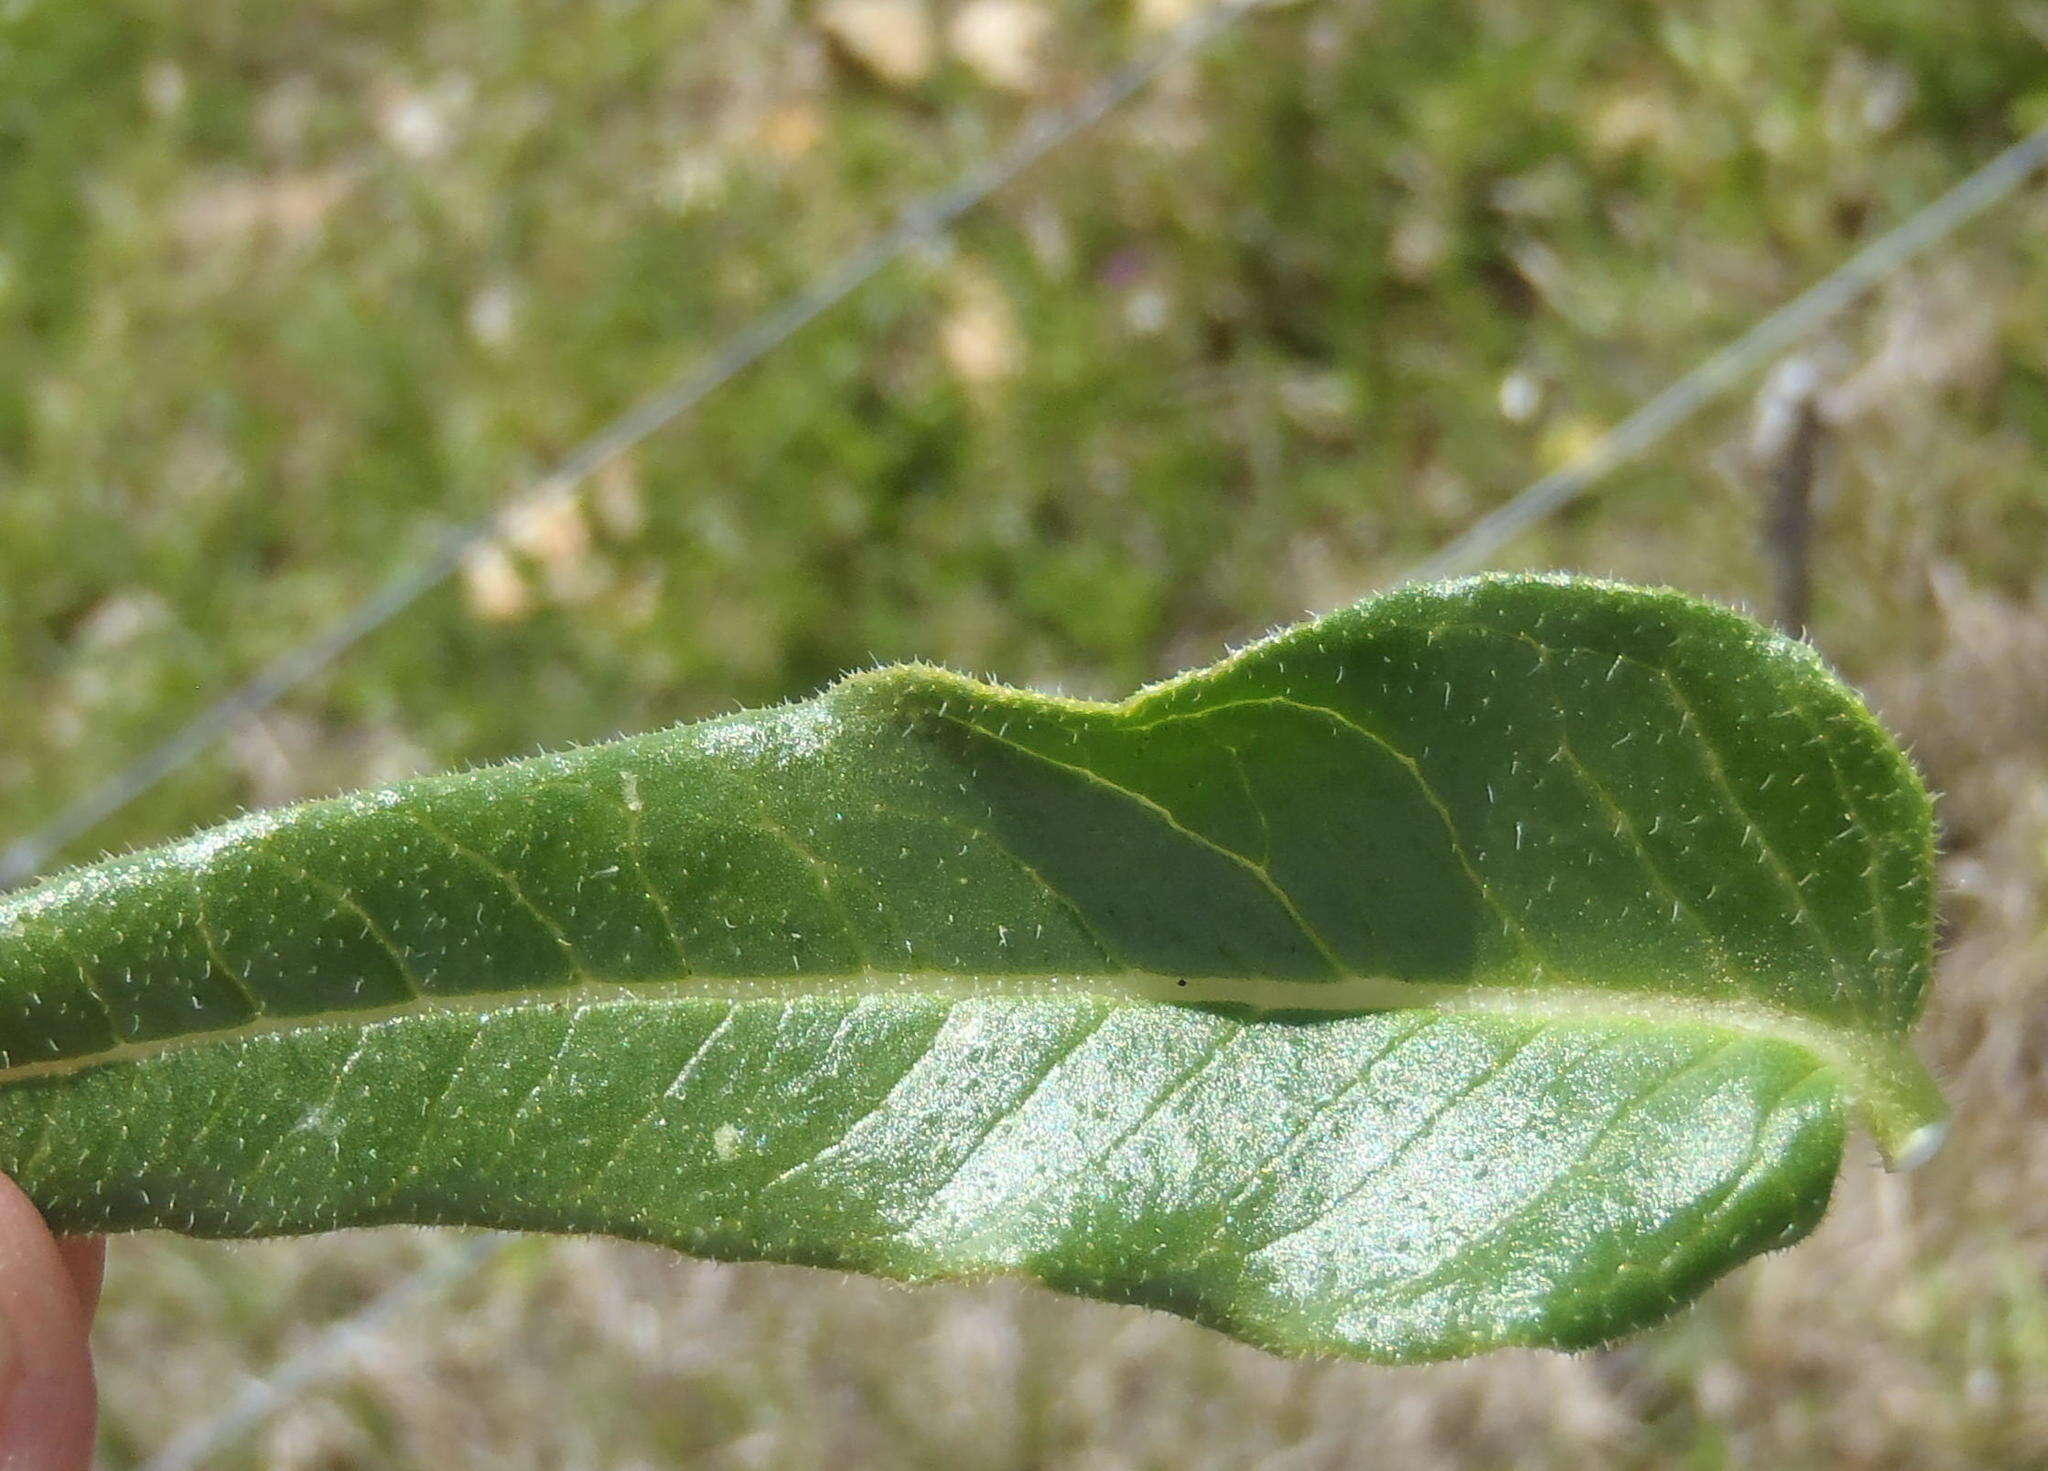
[1402,121,2048,584]
[0,0,1268,892]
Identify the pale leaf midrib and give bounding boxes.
[0,966,1941,1168]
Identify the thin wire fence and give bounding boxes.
[125,115,2048,1471]
[139,1236,515,1471]
[28,115,2048,898]
[0,0,1267,893]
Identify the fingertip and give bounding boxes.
[0,1174,97,1471]
[52,1239,105,1325]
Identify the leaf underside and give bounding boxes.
[0,575,1939,1362]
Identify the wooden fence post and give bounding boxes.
[1755,359,1827,635]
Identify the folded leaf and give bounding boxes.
[0,574,1942,1361]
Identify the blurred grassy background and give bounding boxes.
[6,0,2048,1465]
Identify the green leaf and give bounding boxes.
[0,574,1942,1362]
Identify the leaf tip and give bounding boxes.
[1855,1040,1949,1172]
[1884,1116,1948,1174]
